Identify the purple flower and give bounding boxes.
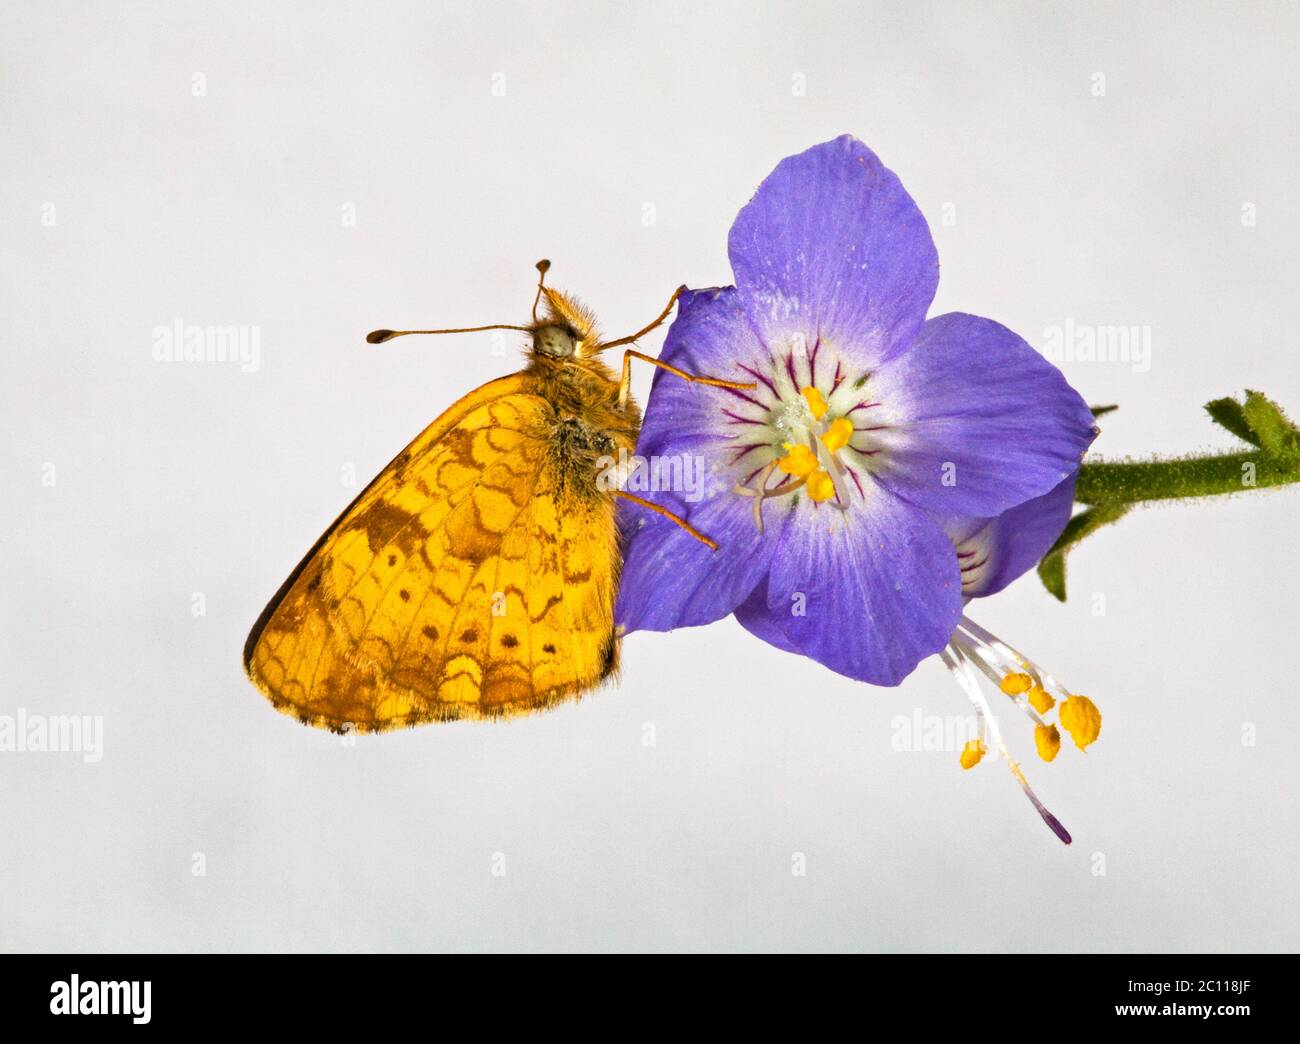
[614,136,1097,688]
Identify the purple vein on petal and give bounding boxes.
[719,385,767,410]
[729,442,769,464]
[721,409,765,426]
[737,362,778,398]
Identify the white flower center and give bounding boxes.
[717,334,892,526]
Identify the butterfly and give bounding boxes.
[243,261,754,732]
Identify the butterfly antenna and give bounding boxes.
[531,258,551,323]
[366,323,531,345]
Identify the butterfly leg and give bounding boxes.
[598,285,686,354]
[617,349,758,410]
[598,285,757,408]
[616,356,759,413]
[615,491,718,551]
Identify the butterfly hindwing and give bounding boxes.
[244,372,623,731]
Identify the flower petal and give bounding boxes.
[733,577,802,655]
[633,286,763,463]
[728,135,939,369]
[868,312,1096,517]
[759,487,963,685]
[947,473,1078,599]
[614,486,788,634]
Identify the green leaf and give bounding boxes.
[1204,396,1261,446]
[1090,404,1119,418]
[1037,503,1130,601]
[1037,551,1067,602]
[1241,389,1300,460]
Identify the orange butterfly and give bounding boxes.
[244,261,753,732]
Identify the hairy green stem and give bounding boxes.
[1075,452,1300,506]
[1037,391,1299,600]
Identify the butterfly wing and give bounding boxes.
[244,373,622,731]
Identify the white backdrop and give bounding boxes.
[3,1,1297,952]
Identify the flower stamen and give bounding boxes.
[940,644,1073,845]
[821,417,854,452]
[728,380,871,528]
[1034,724,1061,762]
[802,386,829,419]
[1059,695,1102,750]
[777,443,819,477]
[806,469,836,502]
[942,613,1103,843]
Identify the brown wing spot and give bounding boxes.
[542,642,556,654]
[351,501,418,555]
[460,628,479,643]
[501,634,518,648]
[399,589,411,601]
[387,554,397,566]
[443,499,506,565]
[421,625,439,641]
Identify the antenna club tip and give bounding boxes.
[366,329,395,344]
[535,259,551,273]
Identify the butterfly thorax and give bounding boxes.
[524,352,640,497]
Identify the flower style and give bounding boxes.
[614,136,1101,839]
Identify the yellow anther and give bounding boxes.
[1059,695,1102,750]
[1034,724,1061,762]
[1000,672,1033,695]
[777,443,819,478]
[959,739,986,770]
[1027,686,1055,714]
[801,386,829,420]
[820,416,854,453]
[806,468,836,502]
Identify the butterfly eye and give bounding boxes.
[534,325,577,358]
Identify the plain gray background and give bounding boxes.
[3,1,1298,952]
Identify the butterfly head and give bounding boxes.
[531,323,578,359]
[363,261,605,361]
[532,285,600,360]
